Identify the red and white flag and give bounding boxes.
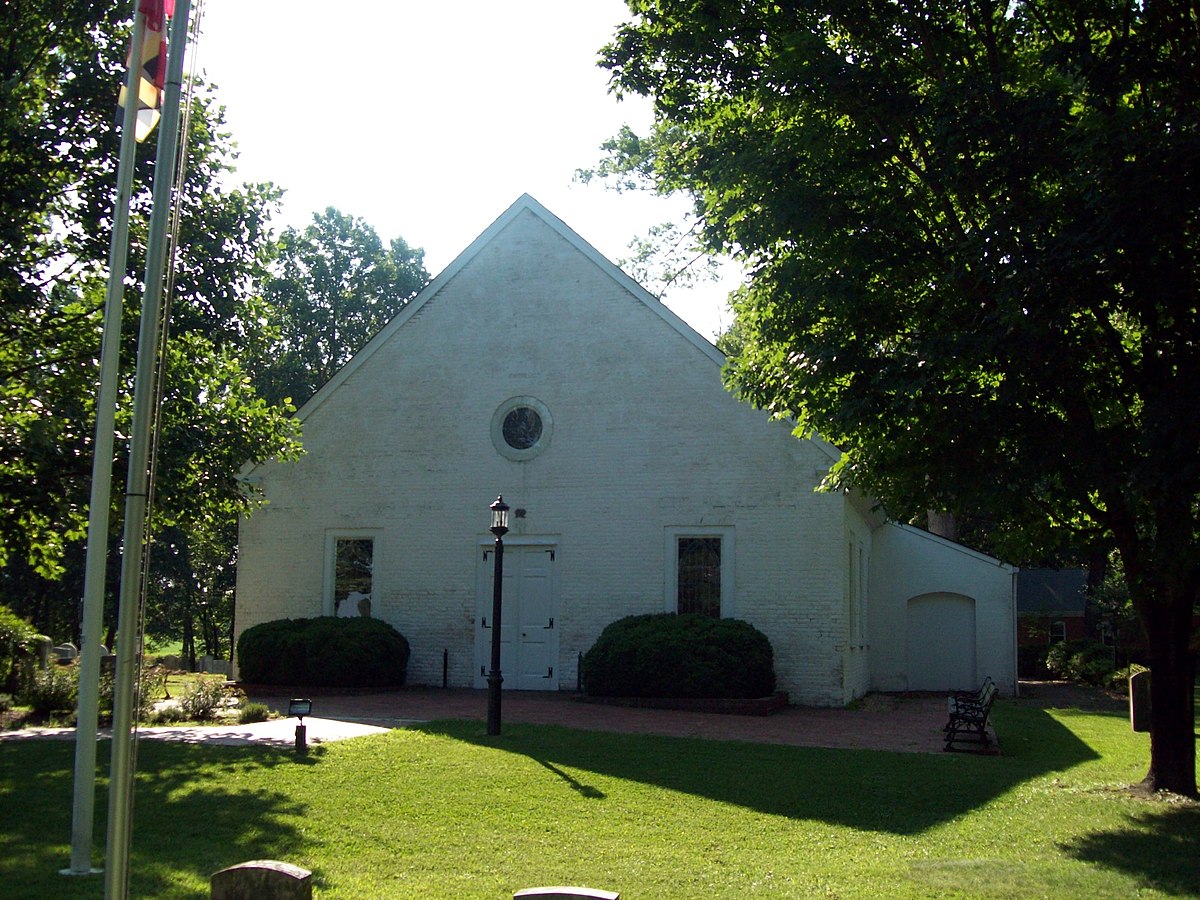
[117,0,175,141]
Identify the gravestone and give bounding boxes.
[514,889,620,900]
[1129,669,1151,733]
[200,655,232,677]
[35,637,52,670]
[210,860,311,900]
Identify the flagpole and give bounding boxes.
[65,1,149,878]
[104,3,191,897]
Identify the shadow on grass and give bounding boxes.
[1061,804,1200,895]
[0,739,324,898]
[416,700,1099,836]
[536,758,607,799]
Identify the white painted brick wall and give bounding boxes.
[869,523,1017,693]
[236,201,1011,705]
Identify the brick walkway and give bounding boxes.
[242,687,954,754]
[11,685,1094,754]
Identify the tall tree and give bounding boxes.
[0,0,126,582]
[257,208,429,409]
[0,1,302,645]
[602,0,1199,795]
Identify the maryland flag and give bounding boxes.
[117,0,175,141]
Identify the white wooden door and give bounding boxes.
[475,544,559,690]
[906,593,977,691]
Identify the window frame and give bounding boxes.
[323,530,380,617]
[846,531,869,646]
[490,395,554,461]
[664,526,734,618]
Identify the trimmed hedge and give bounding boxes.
[237,617,410,688]
[582,613,776,699]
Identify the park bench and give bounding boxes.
[943,677,997,752]
[952,675,994,706]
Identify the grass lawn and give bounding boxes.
[0,697,1196,898]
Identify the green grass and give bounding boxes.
[1,698,1196,898]
[143,639,184,660]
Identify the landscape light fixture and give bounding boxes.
[289,698,312,754]
[487,495,509,735]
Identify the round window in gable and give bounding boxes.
[491,397,553,461]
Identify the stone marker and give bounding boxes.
[1129,669,1151,733]
[210,859,312,900]
[514,888,620,900]
[35,636,52,670]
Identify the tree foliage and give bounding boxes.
[577,125,725,298]
[602,0,1198,795]
[0,1,302,649]
[1,0,125,580]
[256,208,429,409]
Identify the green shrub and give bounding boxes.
[237,702,271,724]
[0,605,43,693]
[177,677,232,721]
[21,666,77,715]
[582,613,776,699]
[1106,662,1149,691]
[0,693,12,714]
[237,616,410,688]
[1046,639,1117,686]
[146,704,188,725]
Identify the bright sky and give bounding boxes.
[193,0,738,339]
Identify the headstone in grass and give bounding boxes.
[513,888,620,899]
[210,859,312,900]
[1129,668,1152,733]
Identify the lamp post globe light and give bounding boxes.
[486,495,509,735]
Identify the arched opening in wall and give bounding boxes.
[905,592,976,691]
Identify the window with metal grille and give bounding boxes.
[677,537,722,617]
[334,537,373,616]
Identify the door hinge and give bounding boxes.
[544,667,554,679]
[481,617,490,629]
[547,549,555,561]
[544,617,554,629]
[481,665,486,676]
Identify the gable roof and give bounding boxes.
[889,522,1017,571]
[293,193,727,424]
[1017,569,1088,616]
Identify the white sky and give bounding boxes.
[192,0,738,339]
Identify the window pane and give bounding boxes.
[678,537,721,617]
[335,538,373,616]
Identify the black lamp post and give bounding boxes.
[486,494,509,736]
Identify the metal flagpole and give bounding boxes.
[103,3,191,896]
[65,1,149,878]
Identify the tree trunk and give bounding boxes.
[183,607,195,673]
[1138,589,1197,797]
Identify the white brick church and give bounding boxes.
[233,194,1016,705]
